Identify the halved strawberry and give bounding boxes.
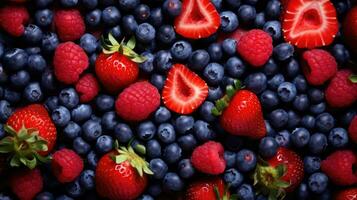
[282,0,338,49]
[162,64,208,114]
[174,0,220,39]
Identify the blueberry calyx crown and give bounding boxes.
[0,124,51,169]
[101,33,147,63]
[211,79,242,116]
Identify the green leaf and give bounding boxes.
[108,33,119,46]
[230,194,238,200]
[34,152,51,163]
[114,140,119,149]
[0,144,14,153]
[10,156,21,167]
[274,180,290,188]
[226,85,235,99]
[349,75,357,83]
[143,164,154,175]
[214,186,221,200]
[211,107,222,116]
[0,136,14,145]
[114,155,128,164]
[20,156,37,169]
[234,80,241,90]
[4,125,16,136]
[126,36,136,50]
[276,164,286,177]
[134,144,146,155]
[216,99,228,111]
[268,189,278,200]
[131,56,147,63]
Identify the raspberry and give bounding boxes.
[237,29,273,67]
[75,74,100,103]
[115,81,160,121]
[302,49,337,86]
[191,141,226,175]
[325,69,357,108]
[349,116,357,144]
[10,168,43,200]
[0,5,29,37]
[54,9,85,42]
[51,148,84,183]
[53,42,89,84]
[321,150,357,186]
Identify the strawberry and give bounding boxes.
[349,116,357,144]
[0,5,29,37]
[53,42,89,84]
[51,148,84,183]
[174,0,221,39]
[95,142,153,200]
[0,104,56,169]
[282,0,338,49]
[10,168,43,200]
[343,6,357,55]
[115,81,160,121]
[95,34,144,93]
[191,141,226,175]
[185,177,233,200]
[212,80,266,139]
[54,9,86,42]
[325,69,357,108]
[335,188,357,200]
[162,64,208,114]
[75,73,100,103]
[253,147,304,199]
[321,150,357,186]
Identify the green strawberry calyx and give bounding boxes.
[211,79,242,116]
[349,74,357,83]
[111,141,153,177]
[214,185,238,200]
[0,124,51,169]
[101,33,147,63]
[252,159,290,200]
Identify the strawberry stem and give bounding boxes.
[211,80,242,116]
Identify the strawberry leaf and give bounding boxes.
[114,155,128,164]
[276,164,286,177]
[108,33,119,46]
[126,36,136,50]
[349,75,357,83]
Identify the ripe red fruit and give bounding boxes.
[185,177,229,200]
[218,28,247,43]
[162,64,208,114]
[0,5,29,37]
[282,0,338,49]
[75,74,100,103]
[254,147,304,198]
[335,188,357,200]
[237,29,273,67]
[53,42,89,84]
[191,141,226,175]
[174,0,220,39]
[54,9,85,42]
[52,148,84,183]
[349,116,357,144]
[301,49,337,86]
[321,150,357,186]
[325,69,357,108]
[10,168,43,200]
[343,6,357,55]
[116,81,160,121]
[0,104,56,169]
[95,145,153,200]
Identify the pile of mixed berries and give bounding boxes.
[0,0,357,199]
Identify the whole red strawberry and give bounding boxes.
[349,116,357,144]
[0,5,29,37]
[0,104,56,169]
[253,147,304,198]
[344,6,357,55]
[75,73,100,103]
[95,143,153,200]
[53,42,89,84]
[335,188,357,200]
[185,177,230,200]
[54,9,85,42]
[116,81,160,121]
[212,80,266,139]
[52,148,84,183]
[95,34,143,93]
[191,141,226,175]
[321,150,357,186]
[236,29,273,67]
[302,49,337,86]
[325,69,357,108]
[10,168,43,200]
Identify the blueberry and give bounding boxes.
[194,120,216,141]
[82,0,98,9]
[3,48,28,71]
[224,168,244,188]
[259,137,278,158]
[293,75,308,93]
[304,156,321,174]
[222,39,237,56]
[236,149,257,172]
[273,43,294,61]
[199,101,216,122]
[35,9,53,27]
[297,183,310,200]
[225,56,245,78]
[82,120,102,142]
[79,170,95,190]
[163,172,184,191]
[170,40,192,61]
[268,74,284,90]
[80,34,97,54]
[150,74,166,90]
[174,116,194,134]
[23,24,43,45]
[52,106,71,127]
[263,21,281,40]
[73,137,91,155]
[28,54,47,73]
[66,179,84,198]
[211,0,222,9]
[265,0,281,19]
[220,11,239,32]
[59,88,79,109]
[340,110,356,126]
[308,88,324,103]
[3,89,21,104]
[177,134,197,152]
[269,109,288,129]
[263,58,279,76]
[147,183,162,197]
[308,173,328,194]
[291,128,310,148]
[203,63,224,85]
[85,9,102,27]
[135,4,150,21]
[101,111,118,131]
[226,0,241,8]
[177,159,195,179]
[207,43,222,62]
[244,72,267,94]
[10,70,30,88]
[55,195,73,200]
[155,50,172,72]
[265,120,277,137]
[44,96,59,112]
[149,158,168,179]
[154,107,171,123]
[285,59,300,78]
[149,8,163,27]
[309,133,328,154]
[275,130,291,147]
[331,43,350,63]
[163,143,182,164]
[310,102,326,115]
[316,113,335,133]
[237,5,256,24]
[237,184,255,200]
[260,90,279,109]
[136,23,156,43]
[96,135,113,154]
[60,0,78,7]
[41,32,59,54]
[63,122,81,139]
[224,151,236,168]
[137,195,154,200]
[301,115,315,130]
[146,139,162,158]
[208,86,223,101]
[163,0,182,17]
[277,82,297,102]
[137,121,156,141]
[122,15,138,35]
[255,12,266,28]
[139,52,154,73]
[157,25,176,44]
[293,94,310,112]
[36,0,53,8]
[102,6,121,26]
[25,47,41,55]
[157,123,176,144]
[289,110,302,129]
[36,192,54,200]
[95,95,114,112]
[0,65,7,84]
[71,104,92,122]
[328,127,348,148]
